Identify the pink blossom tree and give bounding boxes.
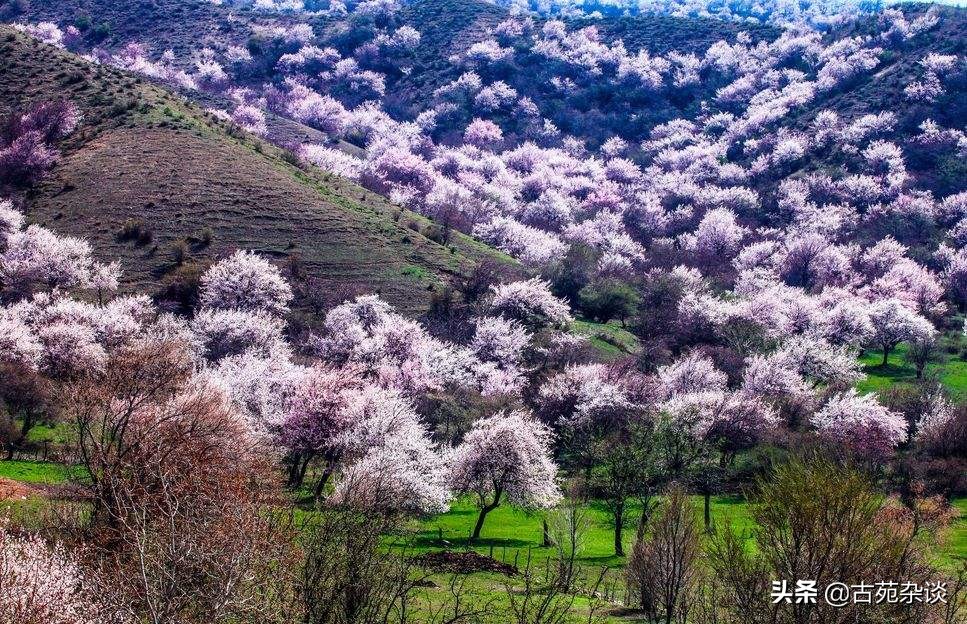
[689,207,746,264]
[230,105,268,137]
[536,363,631,429]
[470,315,530,370]
[777,334,864,388]
[741,350,808,401]
[819,297,874,348]
[657,352,727,399]
[463,118,504,149]
[811,389,907,460]
[1,206,115,299]
[450,410,560,539]
[190,308,286,360]
[0,311,42,370]
[281,364,364,497]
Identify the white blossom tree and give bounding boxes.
[333,386,451,514]
[450,410,561,539]
[811,389,908,460]
[867,299,936,366]
[0,525,117,624]
[198,250,293,316]
[488,278,573,329]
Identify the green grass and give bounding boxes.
[0,459,72,485]
[22,421,76,446]
[410,493,964,572]
[7,454,955,570]
[394,494,755,623]
[943,497,967,569]
[408,494,753,568]
[857,343,967,399]
[572,319,640,360]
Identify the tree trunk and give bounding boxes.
[614,503,624,556]
[19,411,35,439]
[471,489,502,540]
[542,517,552,547]
[295,454,311,487]
[704,491,711,532]
[286,455,301,487]
[882,346,890,367]
[312,466,333,505]
[635,493,653,542]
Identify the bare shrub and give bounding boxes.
[625,485,701,624]
[299,506,494,624]
[700,455,964,624]
[58,340,297,624]
[546,481,592,591]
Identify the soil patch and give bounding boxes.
[0,477,35,501]
[416,550,519,576]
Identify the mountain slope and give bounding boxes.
[385,0,778,122]
[783,5,967,195]
[0,27,516,313]
[1,0,267,57]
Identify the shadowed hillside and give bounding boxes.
[784,5,967,195]
[385,0,779,123]
[0,0,271,57]
[0,27,516,313]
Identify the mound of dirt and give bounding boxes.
[416,550,519,576]
[0,478,34,501]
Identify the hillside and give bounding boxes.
[389,0,780,131]
[0,2,966,623]
[785,5,967,194]
[0,27,516,314]
[1,0,265,57]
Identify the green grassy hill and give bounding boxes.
[0,28,516,313]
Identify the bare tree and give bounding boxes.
[299,507,494,624]
[58,340,297,624]
[625,485,701,624]
[504,550,577,624]
[546,481,591,591]
[701,455,966,624]
[904,336,940,379]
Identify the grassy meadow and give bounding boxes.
[858,343,967,398]
[3,457,963,570]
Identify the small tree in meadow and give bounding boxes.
[450,410,561,540]
[867,298,935,366]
